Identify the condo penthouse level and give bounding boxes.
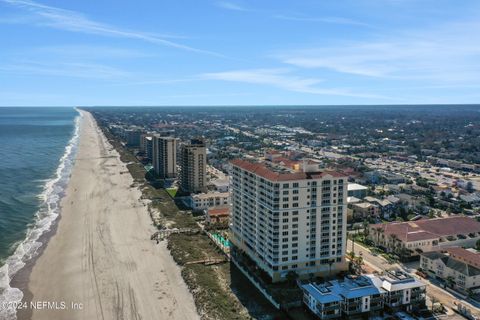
[230,158,348,282]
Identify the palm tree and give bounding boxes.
[346,251,355,273]
[328,259,335,278]
[374,227,384,245]
[346,251,355,261]
[446,276,455,288]
[389,234,399,255]
[363,220,370,237]
[354,256,364,273]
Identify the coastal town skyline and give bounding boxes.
[1,1,480,320]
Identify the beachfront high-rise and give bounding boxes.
[152,135,178,179]
[180,138,207,194]
[230,158,348,282]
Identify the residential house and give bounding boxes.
[421,247,480,294]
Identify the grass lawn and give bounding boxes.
[166,187,178,198]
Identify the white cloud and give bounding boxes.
[33,45,154,60]
[274,14,370,27]
[1,0,222,57]
[0,60,130,79]
[201,68,386,98]
[215,1,248,11]
[280,20,480,82]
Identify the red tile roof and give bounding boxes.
[230,159,346,181]
[208,207,230,217]
[371,216,480,242]
[445,247,480,268]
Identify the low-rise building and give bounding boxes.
[211,178,229,192]
[421,247,480,293]
[351,202,379,219]
[302,275,384,319]
[369,216,480,259]
[302,271,426,319]
[187,192,230,210]
[364,196,395,219]
[206,207,230,224]
[347,183,368,199]
[370,270,426,312]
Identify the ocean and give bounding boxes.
[0,107,80,318]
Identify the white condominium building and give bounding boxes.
[152,135,178,179]
[230,159,348,282]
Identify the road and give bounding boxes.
[348,240,480,318]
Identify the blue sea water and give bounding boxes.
[0,107,80,318]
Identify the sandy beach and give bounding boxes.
[22,111,199,320]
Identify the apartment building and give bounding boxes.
[230,158,348,282]
[302,275,384,319]
[421,247,480,294]
[124,128,143,147]
[187,191,230,210]
[140,134,153,160]
[368,216,480,259]
[152,135,178,179]
[370,271,426,312]
[180,138,207,194]
[302,271,426,319]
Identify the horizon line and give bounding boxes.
[1,103,480,108]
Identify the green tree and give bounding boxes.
[466,181,474,193]
[286,271,298,284]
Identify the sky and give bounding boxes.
[1,0,480,106]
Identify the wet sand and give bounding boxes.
[22,110,199,320]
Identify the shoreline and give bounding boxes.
[0,110,81,320]
[15,110,199,320]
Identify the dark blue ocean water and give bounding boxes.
[0,107,77,264]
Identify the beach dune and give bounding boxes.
[23,111,199,320]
